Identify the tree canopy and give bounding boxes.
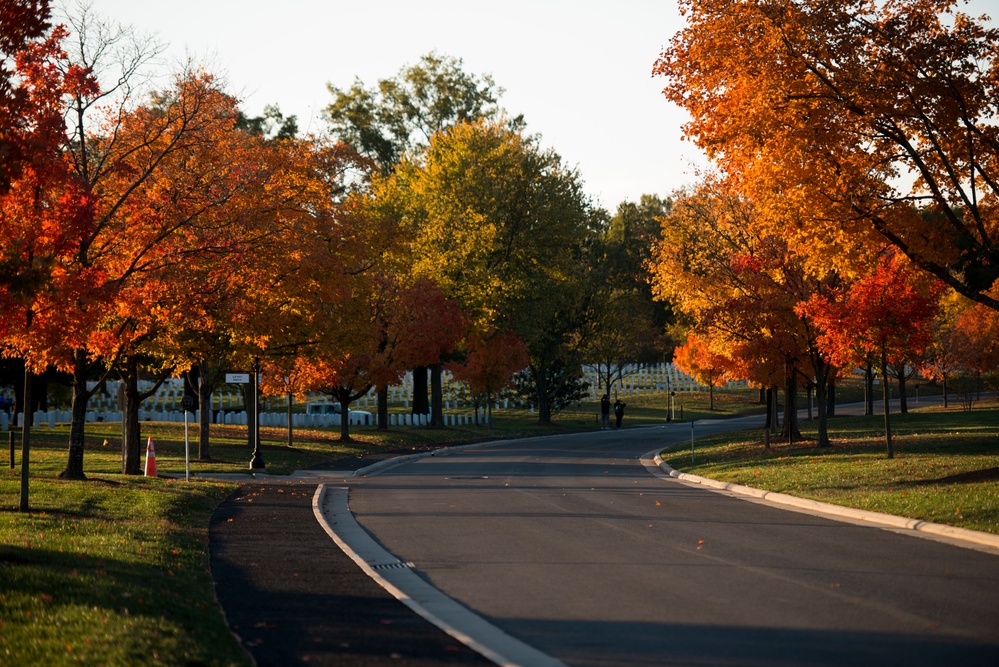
[326,52,509,173]
[655,0,999,309]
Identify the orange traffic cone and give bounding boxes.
[144,436,157,477]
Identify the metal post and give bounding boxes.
[184,408,191,481]
[8,431,14,469]
[249,359,265,470]
[690,420,695,463]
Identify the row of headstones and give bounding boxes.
[583,364,751,400]
[0,409,488,431]
[79,373,509,415]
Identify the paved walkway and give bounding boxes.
[208,450,494,667]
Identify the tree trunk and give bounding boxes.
[122,356,143,475]
[12,358,25,422]
[60,348,90,480]
[412,366,429,415]
[198,361,212,460]
[536,367,552,423]
[19,364,32,512]
[431,363,444,427]
[864,362,875,416]
[882,355,894,459]
[897,369,909,414]
[377,386,389,430]
[486,389,493,428]
[782,364,801,445]
[826,380,836,418]
[815,377,830,448]
[338,393,352,442]
[764,387,773,432]
[708,383,715,411]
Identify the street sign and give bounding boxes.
[225,373,251,384]
[181,395,196,412]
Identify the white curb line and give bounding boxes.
[312,485,569,667]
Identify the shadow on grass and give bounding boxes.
[899,466,999,485]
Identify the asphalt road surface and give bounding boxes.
[340,423,999,667]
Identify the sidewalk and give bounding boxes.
[208,452,494,667]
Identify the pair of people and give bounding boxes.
[600,395,626,429]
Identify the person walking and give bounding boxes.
[613,399,627,429]
[600,395,611,430]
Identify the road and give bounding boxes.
[328,421,999,667]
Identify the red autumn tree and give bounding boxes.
[951,304,999,381]
[448,329,529,425]
[802,251,943,458]
[0,18,96,509]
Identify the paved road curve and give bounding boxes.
[341,424,999,667]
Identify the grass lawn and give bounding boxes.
[662,399,999,535]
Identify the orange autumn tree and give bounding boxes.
[51,69,278,478]
[672,333,732,411]
[650,176,847,445]
[448,329,529,425]
[951,302,999,385]
[801,251,943,458]
[655,0,999,309]
[237,143,380,446]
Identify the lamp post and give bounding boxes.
[249,358,265,470]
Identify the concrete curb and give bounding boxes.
[649,452,999,551]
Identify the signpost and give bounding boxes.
[248,360,264,470]
[224,367,265,470]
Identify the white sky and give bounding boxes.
[73,0,702,211]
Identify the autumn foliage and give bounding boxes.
[656,0,999,309]
[448,329,529,420]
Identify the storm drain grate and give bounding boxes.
[371,562,414,571]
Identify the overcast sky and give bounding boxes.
[75,0,703,211]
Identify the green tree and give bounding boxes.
[378,119,595,422]
[236,103,298,140]
[581,195,673,397]
[326,51,509,174]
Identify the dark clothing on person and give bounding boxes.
[600,395,611,429]
[613,400,626,428]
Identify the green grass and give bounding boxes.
[663,401,999,534]
[0,470,247,664]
